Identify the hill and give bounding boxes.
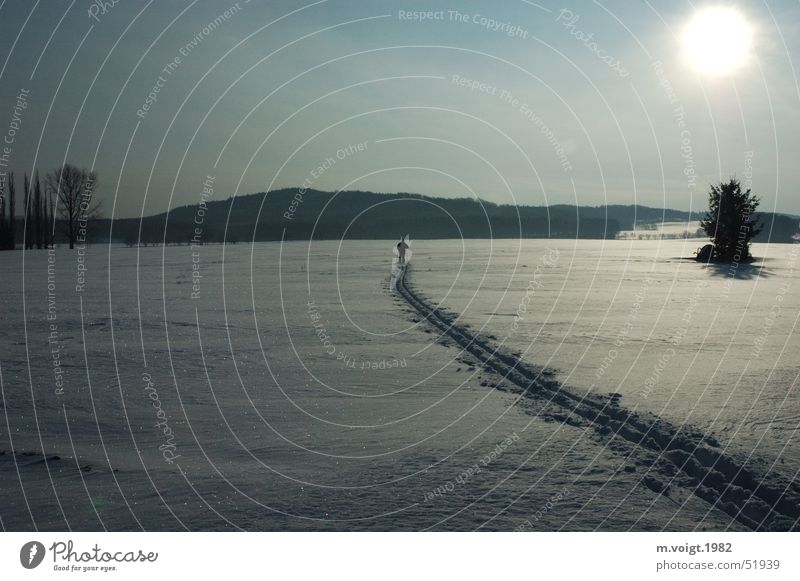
[103,189,692,245]
[35,188,800,245]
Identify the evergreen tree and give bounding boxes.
[699,178,762,261]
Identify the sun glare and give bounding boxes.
[682,6,753,76]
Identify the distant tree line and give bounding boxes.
[3,184,797,248]
[102,189,798,247]
[0,164,101,250]
[0,171,51,250]
[0,172,16,250]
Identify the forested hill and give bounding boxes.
[90,189,796,244]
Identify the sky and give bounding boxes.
[1,0,799,219]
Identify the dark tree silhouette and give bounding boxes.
[0,173,21,250]
[699,178,762,261]
[0,175,7,250]
[8,172,15,249]
[46,187,56,247]
[33,172,44,249]
[46,164,101,249]
[23,173,33,249]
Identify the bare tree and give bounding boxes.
[45,164,101,249]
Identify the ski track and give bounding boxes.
[397,264,800,531]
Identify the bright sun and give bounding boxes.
[682,6,753,76]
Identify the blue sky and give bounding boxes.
[1,0,799,218]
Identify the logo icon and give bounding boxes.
[20,541,45,569]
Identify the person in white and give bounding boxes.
[396,238,409,264]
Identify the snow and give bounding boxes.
[2,238,796,531]
[412,239,800,493]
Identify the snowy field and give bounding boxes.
[1,239,797,531]
[412,239,800,476]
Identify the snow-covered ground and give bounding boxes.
[2,238,796,531]
[412,239,800,482]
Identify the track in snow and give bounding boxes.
[396,264,800,531]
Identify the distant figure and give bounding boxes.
[390,236,411,291]
[397,238,409,265]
